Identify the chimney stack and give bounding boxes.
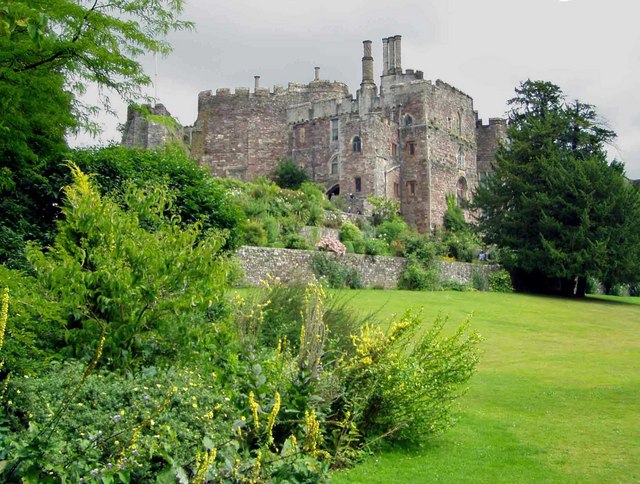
[314,66,320,81]
[361,40,374,86]
[382,37,389,75]
[387,37,396,74]
[254,75,260,91]
[393,35,402,73]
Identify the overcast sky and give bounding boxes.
[74,0,640,179]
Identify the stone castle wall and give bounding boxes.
[122,104,178,148]
[476,118,507,177]
[121,35,507,234]
[236,246,499,288]
[190,80,350,181]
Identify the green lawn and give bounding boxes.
[331,290,640,483]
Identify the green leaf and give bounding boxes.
[175,467,189,484]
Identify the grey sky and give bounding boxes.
[75,0,640,179]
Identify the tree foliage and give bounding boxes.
[26,165,232,370]
[70,145,244,250]
[0,0,192,267]
[0,0,192,118]
[272,158,310,190]
[472,80,640,296]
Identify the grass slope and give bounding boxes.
[332,291,640,483]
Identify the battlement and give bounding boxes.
[287,96,359,124]
[476,117,507,128]
[435,79,473,101]
[197,76,349,102]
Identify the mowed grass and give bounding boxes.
[331,290,640,484]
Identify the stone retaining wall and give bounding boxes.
[235,246,498,289]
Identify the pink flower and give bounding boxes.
[316,237,346,255]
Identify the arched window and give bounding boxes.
[352,136,362,153]
[404,114,413,126]
[457,146,464,169]
[330,155,339,175]
[457,112,463,135]
[457,177,468,206]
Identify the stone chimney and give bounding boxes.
[393,35,402,73]
[254,75,260,91]
[388,37,396,74]
[382,37,389,75]
[314,66,320,81]
[361,40,374,86]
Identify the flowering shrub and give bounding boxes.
[0,168,481,482]
[316,236,347,255]
[338,312,481,444]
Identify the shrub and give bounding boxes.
[271,158,309,189]
[472,270,489,291]
[398,261,439,291]
[316,236,346,255]
[338,313,481,445]
[389,239,405,257]
[440,231,480,263]
[311,252,362,289]
[377,219,409,244]
[242,219,268,246]
[441,280,472,292]
[284,234,309,250]
[367,195,400,226]
[364,238,388,256]
[607,284,627,297]
[339,221,363,242]
[71,145,244,250]
[488,269,513,293]
[400,233,437,266]
[247,282,370,354]
[585,276,601,295]
[308,203,325,226]
[24,167,231,370]
[352,239,365,254]
[3,362,233,482]
[443,193,468,232]
[263,215,281,244]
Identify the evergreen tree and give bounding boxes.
[272,158,310,190]
[472,80,640,296]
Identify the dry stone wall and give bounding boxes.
[236,246,498,289]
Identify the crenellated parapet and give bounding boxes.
[122,34,504,234]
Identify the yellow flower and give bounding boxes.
[266,391,281,442]
[249,391,260,430]
[0,288,9,353]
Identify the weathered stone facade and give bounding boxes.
[122,104,180,148]
[476,118,508,179]
[122,35,506,231]
[236,246,499,289]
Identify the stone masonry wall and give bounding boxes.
[236,246,498,288]
[122,104,177,148]
[476,118,507,177]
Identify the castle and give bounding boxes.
[122,35,506,232]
